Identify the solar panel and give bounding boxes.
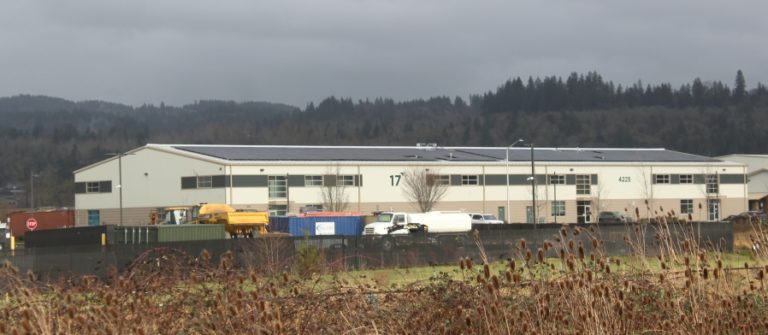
[168,145,719,163]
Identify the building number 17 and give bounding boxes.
[389,175,401,186]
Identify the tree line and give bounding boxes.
[477,70,766,113]
[0,70,766,207]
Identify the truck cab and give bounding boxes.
[363,212,420,236]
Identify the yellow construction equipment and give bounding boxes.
[194,204,270,238]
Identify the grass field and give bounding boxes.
[1,221,767,334]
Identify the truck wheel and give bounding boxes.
[381,237,394,252]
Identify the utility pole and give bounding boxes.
[530,143,536,227]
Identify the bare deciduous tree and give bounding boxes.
[321,165,349,212]
[401,168,448,212]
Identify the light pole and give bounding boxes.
[29,170,40,209]
[506,139,524,223]
[106,152,125,226]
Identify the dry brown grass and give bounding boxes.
[1,225,768,334]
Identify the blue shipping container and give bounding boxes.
[287,216,363,237]
[269,216,291,234]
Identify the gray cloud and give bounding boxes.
[1,0,766,107]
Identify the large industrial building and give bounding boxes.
[73,144,748,226]
[714,154,768,211]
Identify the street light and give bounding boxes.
[506,139,524,223]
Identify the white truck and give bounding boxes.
[362,211,472,251]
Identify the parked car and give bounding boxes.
[469,213,504,224]
[597,211,630,224]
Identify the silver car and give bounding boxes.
[470,213,504,224]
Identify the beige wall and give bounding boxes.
[75,207,156,227]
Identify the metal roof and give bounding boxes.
[162,144,721,163]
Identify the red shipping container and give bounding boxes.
[8,209,76,238]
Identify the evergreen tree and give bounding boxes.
[734,70,747,103]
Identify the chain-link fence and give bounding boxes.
[0,221,732,280]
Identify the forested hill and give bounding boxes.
[2,71,767,207]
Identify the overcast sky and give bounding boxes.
[1,0,766,108]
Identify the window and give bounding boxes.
[576,175,591,195]
[197,176,212,188]
[86,182,100,193]
[77,181,111,194]
[394,214,406,224]
[552,201,566,216]
[706,175,719,194]
[268,205,287,216]
[428,174,450,186]
[679,174,694,184]
[268,176,287,198]
[680,199,693,214]
[300,204,323,213]
[339,175,355,186]
[548,175,565,185]
[654,174,671,184]
[304,175,323,186]
[461,175,479,185]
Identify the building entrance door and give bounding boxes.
[708,199,720,221]
[577,201,592,224]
